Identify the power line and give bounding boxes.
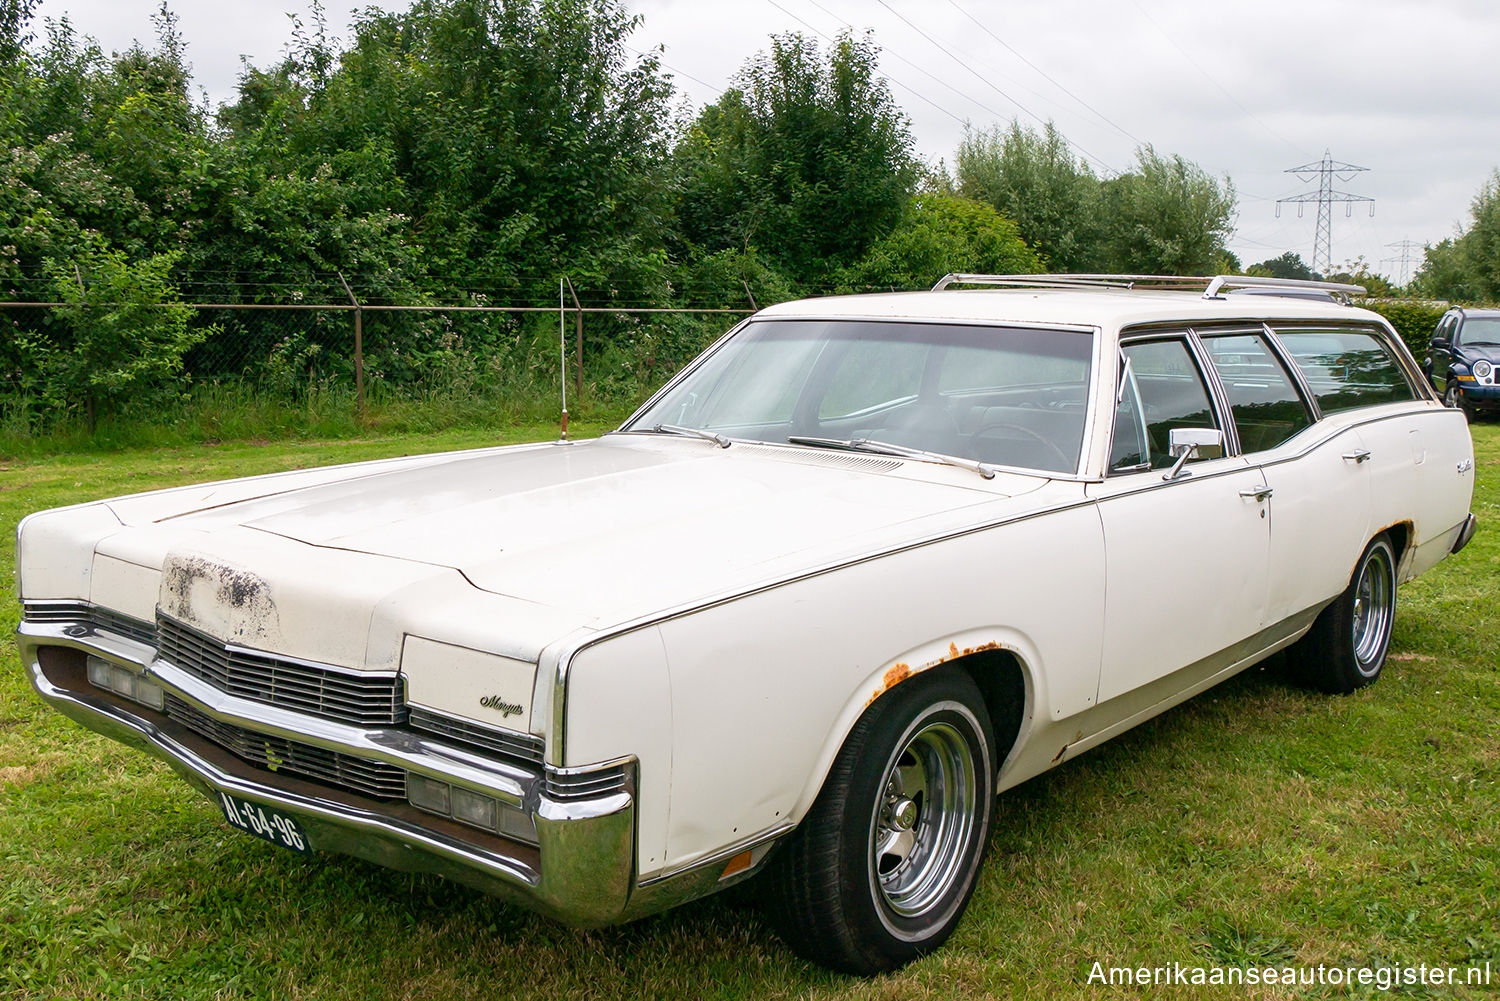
[1275,151,1374,276]
[873,0,1116,175]
[799,0,1045,135]
[943,0,1141,146]
[763,0,968,126]
[1126,0,1308,161]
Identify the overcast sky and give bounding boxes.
[31,0,1500,282]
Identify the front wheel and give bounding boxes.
[764,670,996,974]
[1287,534,1398,694]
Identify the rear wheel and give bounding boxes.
[1287,534,1398,694]
[764,670,996,974]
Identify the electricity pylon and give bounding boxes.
[1381,239,1421,287]
[1276,151,1374,276]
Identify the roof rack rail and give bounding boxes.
[932,272,1368,302]
[1199,275,1366,300]
[932,273,1206,292]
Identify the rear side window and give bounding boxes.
[1274,328,1416,413]
[1199,332,1312,452]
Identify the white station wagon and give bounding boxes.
[17,275,1479,973]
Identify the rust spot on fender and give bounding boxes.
[937,639,1005,664]
[883,662,911,689]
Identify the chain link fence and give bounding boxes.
[0,288,755,427]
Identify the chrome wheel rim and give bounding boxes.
[868,719,977,919]
[1444,383,1459,408]
[1351,545,1394,673]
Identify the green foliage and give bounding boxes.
[836,192,1041,291]
[1247,251,1316,281]
[956,124,1235,276]
[1359,298,1446,360]
[1415,170,1500,303]
[19,240,206,428]
[956,121,1103,272]
[674,31,917,281]
[1100,145,1235,275]
[1324,257,1394,297]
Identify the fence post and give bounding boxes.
[563,276,583,398]
[338,272,365,419]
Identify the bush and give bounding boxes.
[16,242,208,430]
[1361,299,1446,362]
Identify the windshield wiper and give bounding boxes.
[647,423,731,448]
[786,435,996,480]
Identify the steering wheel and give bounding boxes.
[972,421,1073,469]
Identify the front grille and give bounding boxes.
[165,695,407,800]
[408,707,545,765]
[23,601,156,646]
[158,617,406,727]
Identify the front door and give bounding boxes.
[1089,335,1271,704]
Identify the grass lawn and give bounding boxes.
[1,421,1496,1000]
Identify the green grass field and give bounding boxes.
[2,422,1496,1000]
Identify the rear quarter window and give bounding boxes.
[1273,328,1416,414]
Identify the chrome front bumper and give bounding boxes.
[18,619,638,927]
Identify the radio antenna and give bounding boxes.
[558,277,569,440]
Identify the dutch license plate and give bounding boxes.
[217,790,310,853]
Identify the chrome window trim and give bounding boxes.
[1260,322,1323,422]
[1192,324,1318,453]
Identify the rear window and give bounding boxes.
[1273,328,1415,413]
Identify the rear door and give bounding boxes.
[1196,327,1371,626]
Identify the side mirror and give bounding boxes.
[1164,428,1225,481]
[1431,337,1451,349]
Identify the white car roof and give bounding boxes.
[755,288,1388,332]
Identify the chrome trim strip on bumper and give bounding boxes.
[18,622,639,927]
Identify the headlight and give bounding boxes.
[1474,359,1494,381]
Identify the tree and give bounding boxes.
[836,193,1040,292]
[1248,251,1316,281]
[18,239,205,429]
[1099,145,1235,275]
[1415,170,1500,303]
[955,121,1103,272]
[673,31,918,281]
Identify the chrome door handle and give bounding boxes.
[1238,486,1274,502]
[1342,449,1372,464]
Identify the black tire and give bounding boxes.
[1443,378,1474,418]
[1287,534,1398,694]
[763,669,996,974]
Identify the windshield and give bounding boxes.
[1460,316,1500,346]
[624,319,1095,474]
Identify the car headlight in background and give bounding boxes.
[1474,359,1494,381]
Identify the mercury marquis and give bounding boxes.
[17,274,1479,973]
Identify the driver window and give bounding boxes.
[1110,339,1220,472]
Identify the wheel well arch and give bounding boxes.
[947,649,1027,774]
[1374,520,1413,576]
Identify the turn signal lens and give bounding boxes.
[407,774,451,815]
[451,787,498,830]
[86,655,111,688]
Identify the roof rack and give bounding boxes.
[932,273,1368,302]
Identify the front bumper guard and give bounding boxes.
[19,622,636,927]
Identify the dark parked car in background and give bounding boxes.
[1427,307,1500,417]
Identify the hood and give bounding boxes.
[109,435,1051,623]
[1459,343,1500,365]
